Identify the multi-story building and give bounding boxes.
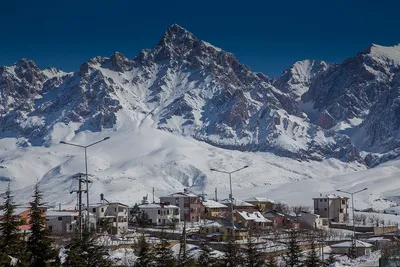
[89,202,129,235]
[45,210,78,233]
[243,197,275,212]
[235,211,271,229]
[138,198,180,226]
[201,199,228,218]
[160,191,201,222]
[220,199,256,212]
[313,194,349,223]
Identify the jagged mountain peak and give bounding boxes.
[273,59,330,99]
[13,58,39,70]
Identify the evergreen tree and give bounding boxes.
[265,256,278,267]
[177,221,195,267]
[245,234,264,267]
[137,211,150,227]
[223,237,244,267]
[0,183,22,260]
[0,252,12,267]
[26,182,56,267]
[154,230,176,267]
[304,238,320,267]
[197,240,213,267]
[134,233,155,267]
[282,229,302,267]
[63,232,113,267]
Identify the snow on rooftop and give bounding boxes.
[220,199,255,207]
[237,211,271,223]
[243,196,276,203]
[330,240,373,248]
[139,203,179,209]
[46,210,78,217]
[201,200,228,208]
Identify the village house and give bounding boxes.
[313,194,349,223]
[220,199,256,212]
[299,211,329,229]
[159,190,202,222]
[199,220,248,241]
[235,210,271,229]
[45,210,78,233]
[263,210,300,228]
[330,240,373,256]
[201,199,228,219]
[243,197,275,212]
[89,202,129,235]
[138,199,180,226]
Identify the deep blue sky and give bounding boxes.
[1,0,399,77]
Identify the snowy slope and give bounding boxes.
[0,115,364,208]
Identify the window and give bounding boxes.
[320,199,322,202]
[324,199,327,202]
[167,210,170,215]
[92,208,96,212]
[48,226,52,230]
[342,200,346,205]
[340,209,343,213]
[158,210,161,215]
[158,219,161,223]
[324,208,327,211]
[101,208,104,212]
[73,216,77,220]
[115,208,117,212]
[58,217,62,221]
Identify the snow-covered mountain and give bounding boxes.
[273,59,331,99]
[0,24,360,162]
[2,24,400,208]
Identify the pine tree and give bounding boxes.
[198,240,213,267]
[154,230,176,267]
[304,238,320,267]
[26,182,56,267]
[134,233,154,267]
[64,232,114,267]
[0,252,11,267]
[177,221,195,267]
[265,256,278,267]
[245,234,264,267]
[137,211,150,227]
[0,183,22,260]
[282,229,302,267]
[223,237,244,267]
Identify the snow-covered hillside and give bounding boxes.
[0,118,364,208]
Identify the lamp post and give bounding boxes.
[210,165,249,239]
[336,187,368,253]
[60,137,110,232]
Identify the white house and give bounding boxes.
[46,210,78,233]
[138,201,180,226]
[89,202,129,235]
[299,211,329,229]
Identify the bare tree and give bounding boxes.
[291,205,311,216]
[273,202,290,214]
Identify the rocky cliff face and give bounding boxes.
[8,25,400,165]
[302,44,400,129]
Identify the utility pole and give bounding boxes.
[70,173,87,239]
[337,187,368,256]
[152,187,155,203]
[60,136,110,232]
[214,187,218,202]
[210,165,249,239]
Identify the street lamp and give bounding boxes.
[60,137,110,232]
[210,165,249,239]
[336,187,368,253]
